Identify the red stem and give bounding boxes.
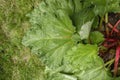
[114,45,120,76]
[103,42,117,48]
[107,23,119,34]
[105,38,117,42]
[111,20,120,34]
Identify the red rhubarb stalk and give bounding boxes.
[114,45,120,76]
[111,20,120,34]
[107,23,119,33]
[105,38,117,42]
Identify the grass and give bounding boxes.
[0,0,45,80]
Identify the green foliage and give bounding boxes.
[45,68,77,80]
[1,0,120,80]
[22,0,120,80]
[74,0,120,38]
[72,8,95,31]
[63,44,112,80]
[90,31,104,44]
[82,0,120,16]
[22,0,79,70]
[79,20,93,40]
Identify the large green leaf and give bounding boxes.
[63,44,112,80]
[22,0,80,70]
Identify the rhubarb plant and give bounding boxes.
[22,0,120,80]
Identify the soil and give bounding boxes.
[99,13,120,76]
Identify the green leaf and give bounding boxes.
[72,8,95,31]
[82,0,106,14]
[91,16,99,29]
[115,77,120,80]
[63,44,112,80]
[22,0,120,79]
[47,73,77,80]
[90,31,104,44]
[22,0,79,70]
[107,0,120,13]
[82,0,120,16]
[73,0,82,13]
[76,67,112,80]
[79,20,93,40]
[45,67,77,80]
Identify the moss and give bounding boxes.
[0,0,45,80]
